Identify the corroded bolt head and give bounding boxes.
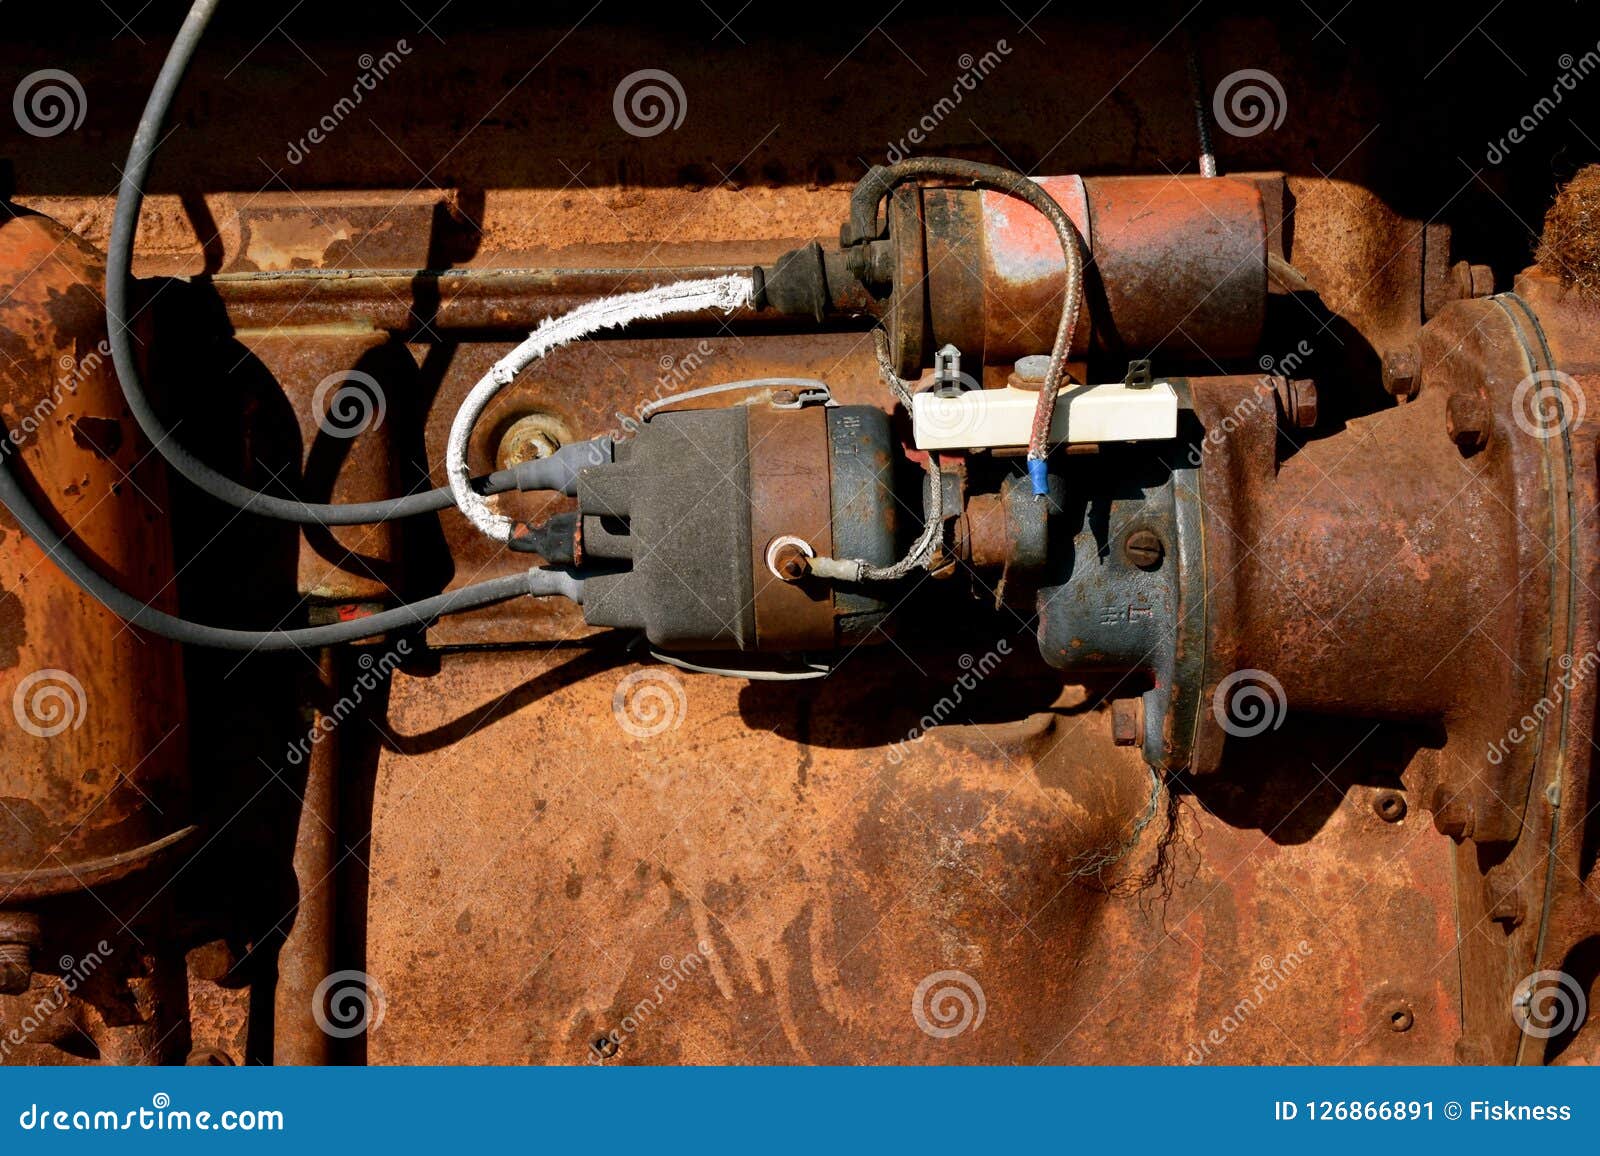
[1110,698,1144,746]
[1445,391,1492,452]
[1381,349,1420,399]
[1488,888,1525,929]
[1121,529,1165,571]
[1284,378,1318,428]
[0,912,40,995]
[1430,783,1476,840]
[1451,260,1495,300]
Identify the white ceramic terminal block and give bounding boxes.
[910,382,1179,450]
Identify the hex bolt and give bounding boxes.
[1488,886,1525,930]
[1372,790,1407,823]
[1451,260,1494,301]
[1445,391,1492,453]
[1110,698,1144,747]
[1381,349,1420,400]
[1430,783,1476,841]
[0,912,41,995]
[1283,378,1318,428]
[1009,354,1051,391]
[1121,529,1165,571]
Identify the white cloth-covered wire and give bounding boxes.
[447,275,754,544]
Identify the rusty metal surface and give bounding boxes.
[0,211,190,893]
[1077,177,1267,362]
[363,649,1460,1064]
[1,4,1591,1070]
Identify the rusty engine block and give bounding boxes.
[0,1,1597,1067]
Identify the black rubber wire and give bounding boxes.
[0,448,580,649]
[0,0,592,649]
[105,0,501,526]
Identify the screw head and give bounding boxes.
[1122,529,1165,571]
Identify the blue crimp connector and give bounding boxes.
[1027,458,1050,496]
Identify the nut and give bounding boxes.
[1445,391,1492,452]
[1372,790,1407,823]
[1381,349,1420,399]
[1282,378,1318,428]
[1110,698,1144,747]
[1451,260,1494,300]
